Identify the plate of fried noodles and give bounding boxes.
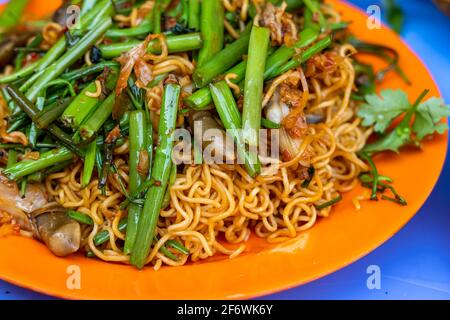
[0,0,447,299]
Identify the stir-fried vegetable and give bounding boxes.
[99,33,203,58]
[68,210,94,225]
[82,141,97,188]
[6,85,83,155]
[26,18,113,103]
[1,0,114,87]
[197,0,224,66]
[124,110,151,255]
[241,26,270,173]
[3,148,74,180]
[188,0,200,31]
[66,66,117,128]
[79,94,116,139]
[185,30,328,110]
[193,32,251,88]
[210,81,261,177]
[130,83,180,269]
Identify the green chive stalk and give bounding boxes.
[124,110,150,255]
[0,0,114,86]
[99,33,203,59]
[161,163,177,209]
[166,239,189,255]
[94,219,128,246]
[26,18,112,103]
[153,0,162,34]
[193,33,251,88]
[34,97,74,129]
[272,35,332,77]
[62,69,118,130]
[130,84,180,269]
[61,61,120,82]
[303,0,326,31]
[263,27,320,79]
[105,24,154,38]
[3,148,74,180]
[210,81,261,177]
[197,0,224,66]
[6,85,84,156]
[79,94,116,139]
[67,210,94,225]
[185,26,319,109]
[7,149,18,169]
[82,141,97,188]
[188,0,200,30]
[241,26,270,169]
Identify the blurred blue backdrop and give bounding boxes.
[0,0,449,300]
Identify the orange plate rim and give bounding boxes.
[0,0,447,300]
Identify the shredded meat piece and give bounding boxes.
[0,211,11,224]
[22,151,40,161]
[305,52,343,78]
[298,166,312,180]
[279,82,302,108]
[277,72,308,138]
[0,210,20,236]
[283,113,307,138]
[165,16,178,30]
[260,3,298,46]
[135,1,153,26]
[105,125,121,144]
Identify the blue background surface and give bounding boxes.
[0,0,449,300]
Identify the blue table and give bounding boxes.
[1,0,449,300]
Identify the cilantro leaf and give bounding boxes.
[362,89,430,154]
[362,125,413,154]
[358,89,410,133]
[357,89,448,207]
[413,97,450,139]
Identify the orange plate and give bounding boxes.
[0,0,447,300]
